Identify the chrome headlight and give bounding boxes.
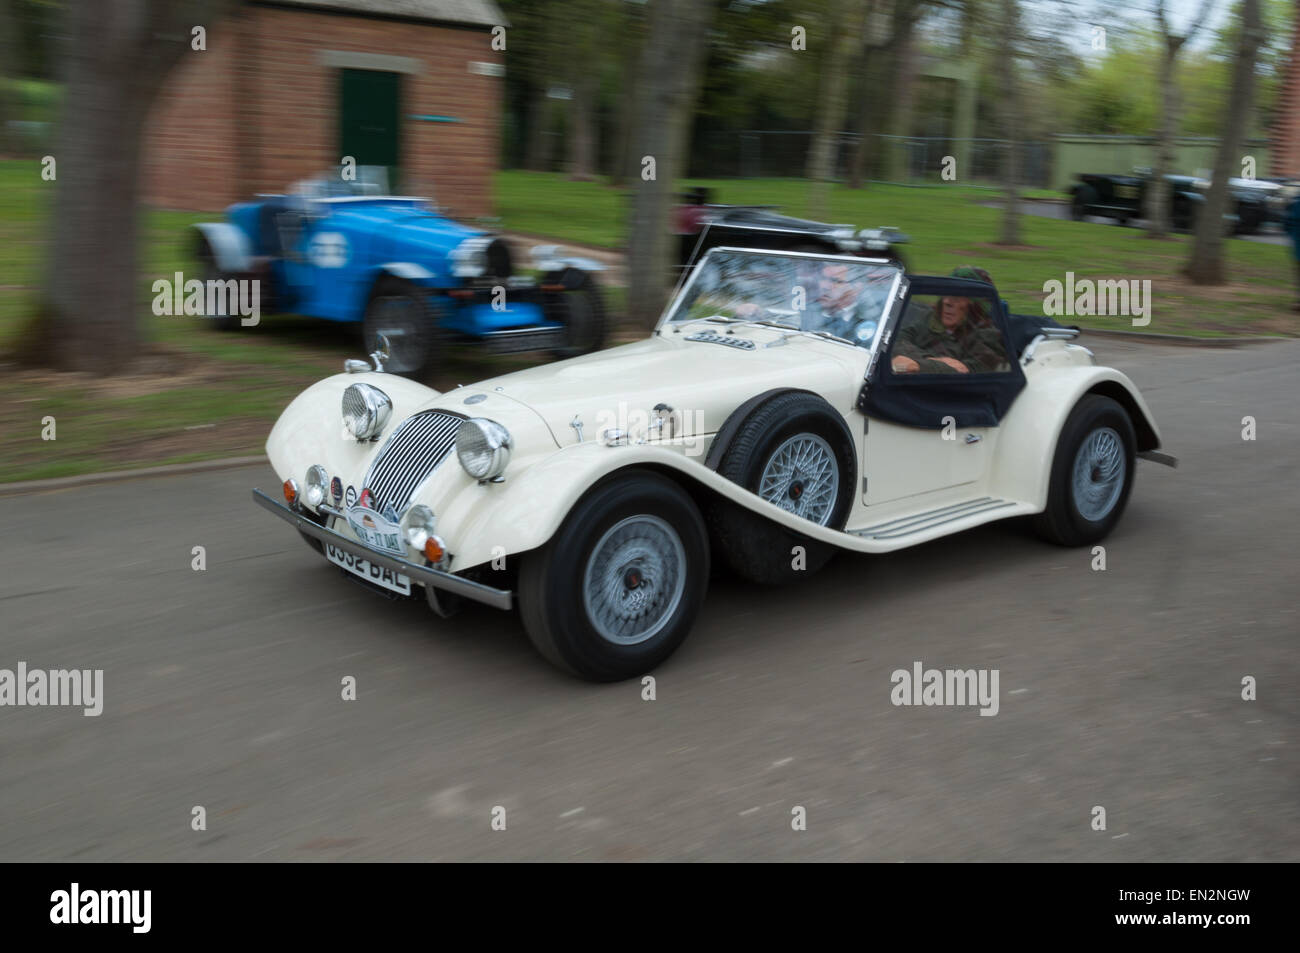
[401,503,435,550]
[450,236,492,278]
[456,417,512,481]
[342,383,392,441]
[303,464,328,509]
[831,227,860,251]
[451,236,511,278]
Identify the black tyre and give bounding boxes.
[1033,395,1136,547]
[1235,203,1262,236]
[519,470,709,681]
[1172,202,1194,232]
[709,392,854,584]
[1069,186,1096,222]
[362,277,441,376]
[546,268,607,358]
[196,240,240,332]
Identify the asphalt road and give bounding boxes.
[1,337,1297,861]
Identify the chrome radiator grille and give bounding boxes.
[363,410,463,513]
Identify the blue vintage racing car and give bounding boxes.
[193,172,606,374]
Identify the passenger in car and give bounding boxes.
[890,265,1007,374]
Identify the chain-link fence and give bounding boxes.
[691,130,1051,188]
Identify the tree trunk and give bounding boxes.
[0,0,22,156]
[848,40,891,188]
[625,0,715,329]
[1145,41,1180,238]
[32,0,239,374]
[566,77,597,181]
[1186,0,1263,285]
[609,49,638,186]
[997,0,1022,245]
[882,11,919,183]
[806,0,867,218]
[523,86,552,172]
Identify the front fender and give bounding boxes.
[194,222,253,272]
[991,360,1163,510]
[266,372,441,484]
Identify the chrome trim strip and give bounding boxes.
[481,326,565,338]
[858,499,1016,540]
[253,489,513,611]
[852,496,996,535]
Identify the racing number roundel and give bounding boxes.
[310,232,349,269]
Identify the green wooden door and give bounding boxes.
[339,68,401,190]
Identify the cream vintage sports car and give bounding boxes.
[253,248,1175,681]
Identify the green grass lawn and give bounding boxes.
[495,171,1298,338]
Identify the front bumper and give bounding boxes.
[252,489,513,611]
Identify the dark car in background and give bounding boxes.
[1068,169,1272,235]
[673,186,909,279]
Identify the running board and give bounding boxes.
[849,496,1019,541]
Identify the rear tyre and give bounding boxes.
[196,240,240,332]
[1069,186,1096,222]
[1033,395,1136,547]
[519,470,709,681]
[1235,203,1262,235]
[363,277,441,376]
[709,392,854,584]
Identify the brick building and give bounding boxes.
[144,0,505,216]
[1272,15,1300,177]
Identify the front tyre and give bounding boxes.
[519,470,709,681]
[546,268,607,359]
[1033,395,1136,547]
[363,277,440,376]
[709,392,854,584]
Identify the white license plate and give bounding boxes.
[326,543,412,595]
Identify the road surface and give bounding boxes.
[1,338,1296,861]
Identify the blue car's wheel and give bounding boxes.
[546,269,607,359]
[196,239,240,332]
[363,278,439,376]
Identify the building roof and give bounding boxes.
[267,0,506,28]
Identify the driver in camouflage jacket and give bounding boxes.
[891,265,1007,375]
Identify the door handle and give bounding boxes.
[964,433,982,444]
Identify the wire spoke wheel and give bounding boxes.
[582,515,686,646]
[1071,426,1126,521]
[757,432,840,526]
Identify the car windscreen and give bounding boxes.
[666,250,899,348]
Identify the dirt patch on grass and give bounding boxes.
[99,417,270,466]
[3,344,246,399]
